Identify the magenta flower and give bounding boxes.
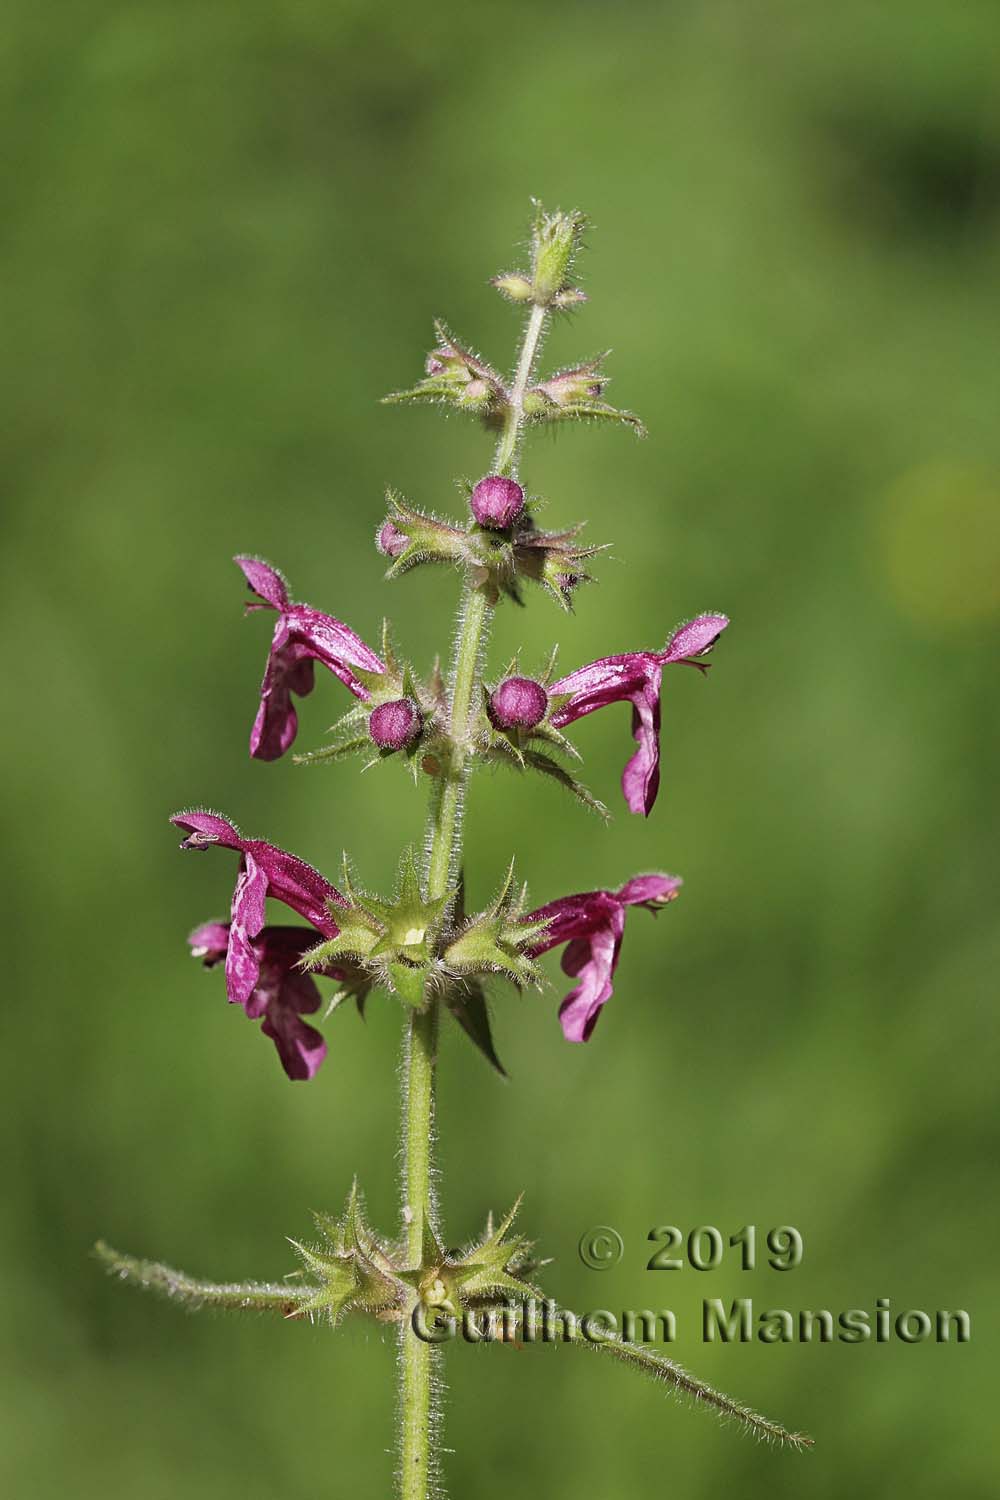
[470,475,525,530]
[548,613,729,816]
[235,556,386,761]
[489,676,549,730]
[369,697,423,750]
[171,810,347,1076]
[524,874,681,1041]
[189,922,331,1080]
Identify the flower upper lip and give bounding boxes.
[170,810,347,934]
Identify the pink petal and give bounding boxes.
[549,653,659,724]
[289,605,386,685]
[225,852,268,1007]
[661,613,729,663]
[617,874,682,907]
[188,921,229,963]
[245,839,346,935]
[234,556,290,610]
[171,810,244,850]
[261,1009,327,1081]
[524,890,621,955]
[250,629,315,761]
[620,674,662,816]
[557,919,622,1042]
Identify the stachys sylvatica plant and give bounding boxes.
[97,203,812,1494]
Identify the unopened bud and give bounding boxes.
[377,520,410,558]
[534,360,605,407]
[470,475,525,530]
[552,287,588,309]
[369,698,423,751]
[425,347,470,382]
[461,378,489,406]
[492,273,534,304]
[531,205,586,305]
[489,677,549,730]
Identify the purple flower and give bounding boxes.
[524,874,682,1042]
[489,676,549,730]
[171,810,348,1077]
[189,922,331,1080]
[235,556,386,761]
[369,697,423,750]
[470,475,525,530]
[549,613,729,816]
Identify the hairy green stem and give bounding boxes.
[424,583,489,901]
[403,1004,439,1262]
[494,300,547,478]
[398,1315,436,1500]
[399,1002,438,1500]
[396,298,550,1500]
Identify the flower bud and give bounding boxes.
[531,204,586,305]
[460,378,489,407]
[376,519,410,558]
[369,698,423,751]
[552,287,588,309]
[491,273,533,304]
[539,552,589,609]
[489,676,549,730]
[534,359,605,407]
[470,475,525,530]
[425,346,471,382]
[383,321,508,423]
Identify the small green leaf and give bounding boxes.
[529,398,647,437]
[94,1242,311,1318]
[388,961,428,1008]
[492,1300,814,1448]
[449,1194,541,1303]
[444,979,507,1077]
[293,730,372,766]
[531,721,582,761]
[523,750,609,819]
[301,923,381,969]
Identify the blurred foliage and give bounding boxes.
[2,1,998,1495]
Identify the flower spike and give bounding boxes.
[97,205,807,1480]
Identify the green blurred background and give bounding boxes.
[3,0,998,1494]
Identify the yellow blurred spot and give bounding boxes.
[881,463,1000,625]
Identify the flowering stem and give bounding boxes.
[395,298,551,1499]
[424,583,489,901]
[403,1003,438,1263]
[494,300,547,478]
[399,1002,438,1500]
